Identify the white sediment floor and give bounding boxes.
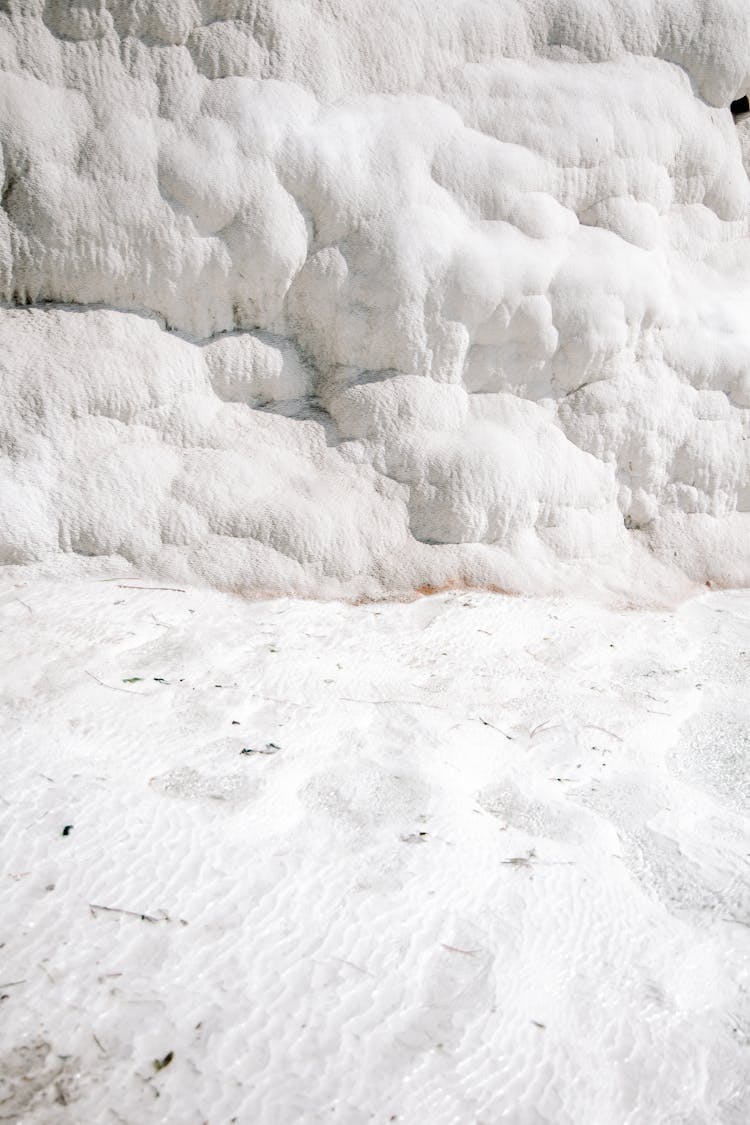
[1,572,749,1123]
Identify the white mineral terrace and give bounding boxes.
[0,0,749,598]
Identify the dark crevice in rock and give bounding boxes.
[731,94,750,123]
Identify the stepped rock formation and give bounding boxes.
[1,0,749,599]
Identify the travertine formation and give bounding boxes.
[1,1,749,598]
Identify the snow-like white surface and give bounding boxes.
[1,574,750,1123]
[2,7,750,1122]
[1,1,749,597]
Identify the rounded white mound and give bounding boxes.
[1,1,749,598]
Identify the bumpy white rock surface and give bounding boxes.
[1,0,749,598]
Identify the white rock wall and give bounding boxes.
[1,0,749,598]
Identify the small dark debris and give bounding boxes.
[123,677,143,684]
[153,677,168,684]
[532,1020,546,1029]
[231,720,240,725]
[502,849,536,868]
[240,742,281,756]
[62,825,73,836]
[153,1051,174,1072]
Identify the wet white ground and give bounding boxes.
[1,573,749,1124]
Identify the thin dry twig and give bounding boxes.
[330,957,375,977]
[89,903,160,923]
[502,849,575,868]
[90,904,188,926]
[530,719,558,739]
[340,695,453,714]
[502,850,537,868]
[342,697,513,739]
[476,716,514,740]
[583,724,623,742]
[253,693,514,741]
[85,670,143,695]
[722,915,750,930]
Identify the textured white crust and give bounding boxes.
[2,577,750,1123]
[1,1,749,597]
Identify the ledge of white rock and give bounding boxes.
[1,1,749,598]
